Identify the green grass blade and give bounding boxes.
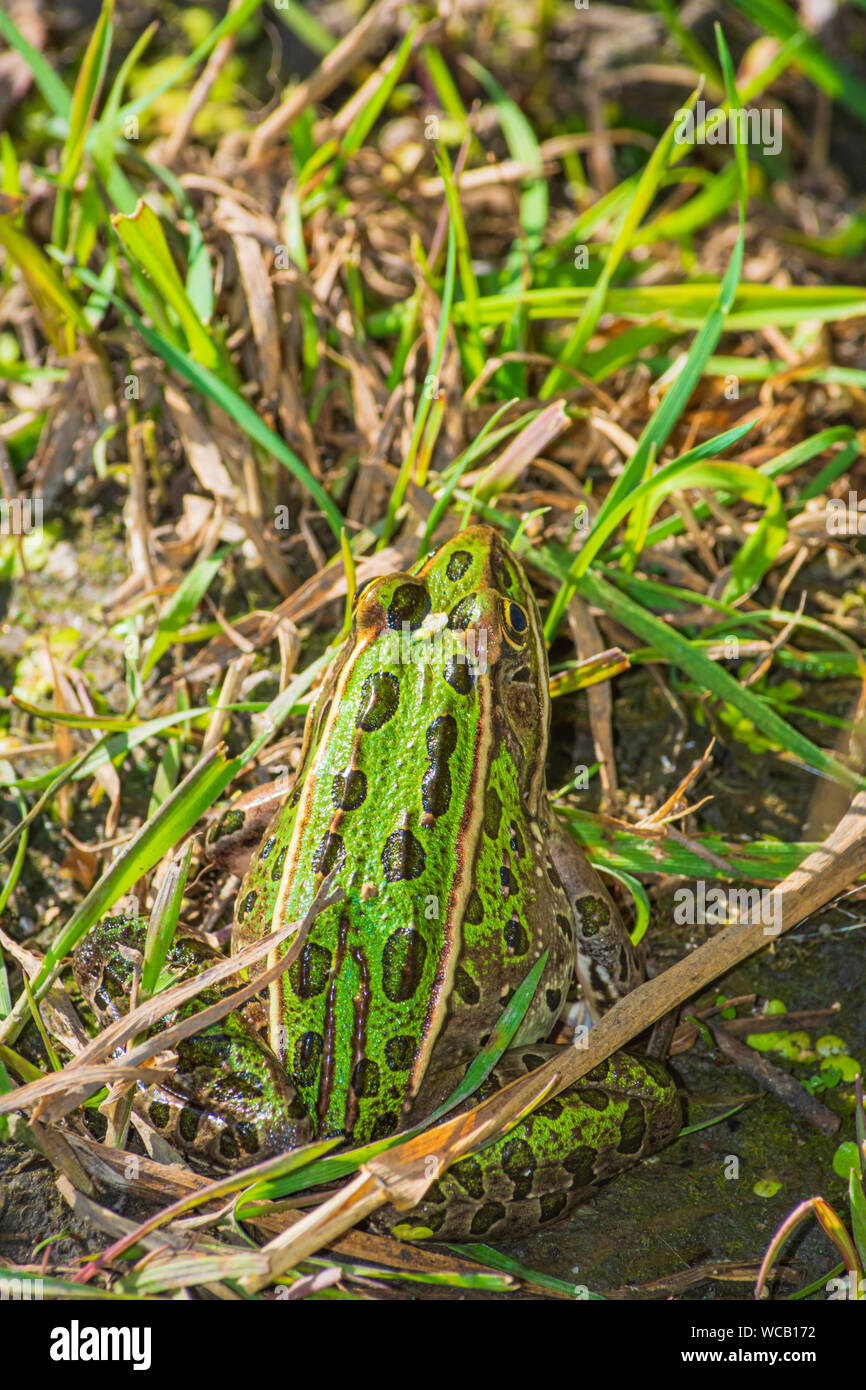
[561,807,816,879]
[273,0,336,56]
[729,0,866,125]
[92,21,160,215]
[381,219,456,543]
[141,549,227,680]
[540,82,701,396]
[341,25,417,156]
[422,951,550,1127]
[544,29,749,641]
[647,0,724,90]
[629,164,738,247]
[69,262,344,540]
[0,9,72,119]
[112,201,230,379]
[143,157,214,321]
[114,0,264,127]
[52,0,114,250]
[369,283,866,336]
[610,426,856,557]
[0,217,91,352]
[462,54,546,394]
[141,844,193,999]
[437,143,485,383]
[577,568,865,792]
[11,748,245,1021]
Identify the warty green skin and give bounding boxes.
[234,525,578,1143]
[75,526,680,1239]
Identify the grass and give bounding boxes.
[0,0,865,1302]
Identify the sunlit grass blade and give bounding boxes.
[0,1270,145,1301]
[615,426,856,555]
[52,0,114,251]
[629,164,740,247]
[91,22,159,215]
[4,706,268,795]
[544,29,749,641]
[0,747,245,1039]
[69,261,344,539]
[576,568,865,791]
[0,8,72,119]
[140,548,227,680]
[548,647,630,697]
[381,219,456,544]
[141,842,193,999]
[540,82,701,396]
[112,201,231,378]
[422,43,473,139]
[437,143,485,382]
[341,25,417,157]
[462,54,546,394]
[113,0,264,129]
[561,808,815,880]
[0,217,90,352]
[647,0,724,91]
[420,399,520,555]
[242,951,550,1207]
[141,158,213,320]
[369,283,866,337]
[730,0,866,125]
[422,950,549,1126]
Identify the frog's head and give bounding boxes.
[349,526,549,801]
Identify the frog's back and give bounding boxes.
[235,528,574,1142]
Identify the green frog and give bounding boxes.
[74,525,679,1240]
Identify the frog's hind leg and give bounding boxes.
[73,915,313,1167]
[545,808,643,1017]
[374,1045,680,1242]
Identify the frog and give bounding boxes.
[74,525,680,1241]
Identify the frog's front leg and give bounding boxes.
[545,806,642,1018]
[203,778,288,876]
[73,916,312,1167]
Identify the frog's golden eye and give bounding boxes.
[501,599,529,646]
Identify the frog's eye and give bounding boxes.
[501,599,529,646]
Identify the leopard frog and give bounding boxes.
[75,526,679,1240]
